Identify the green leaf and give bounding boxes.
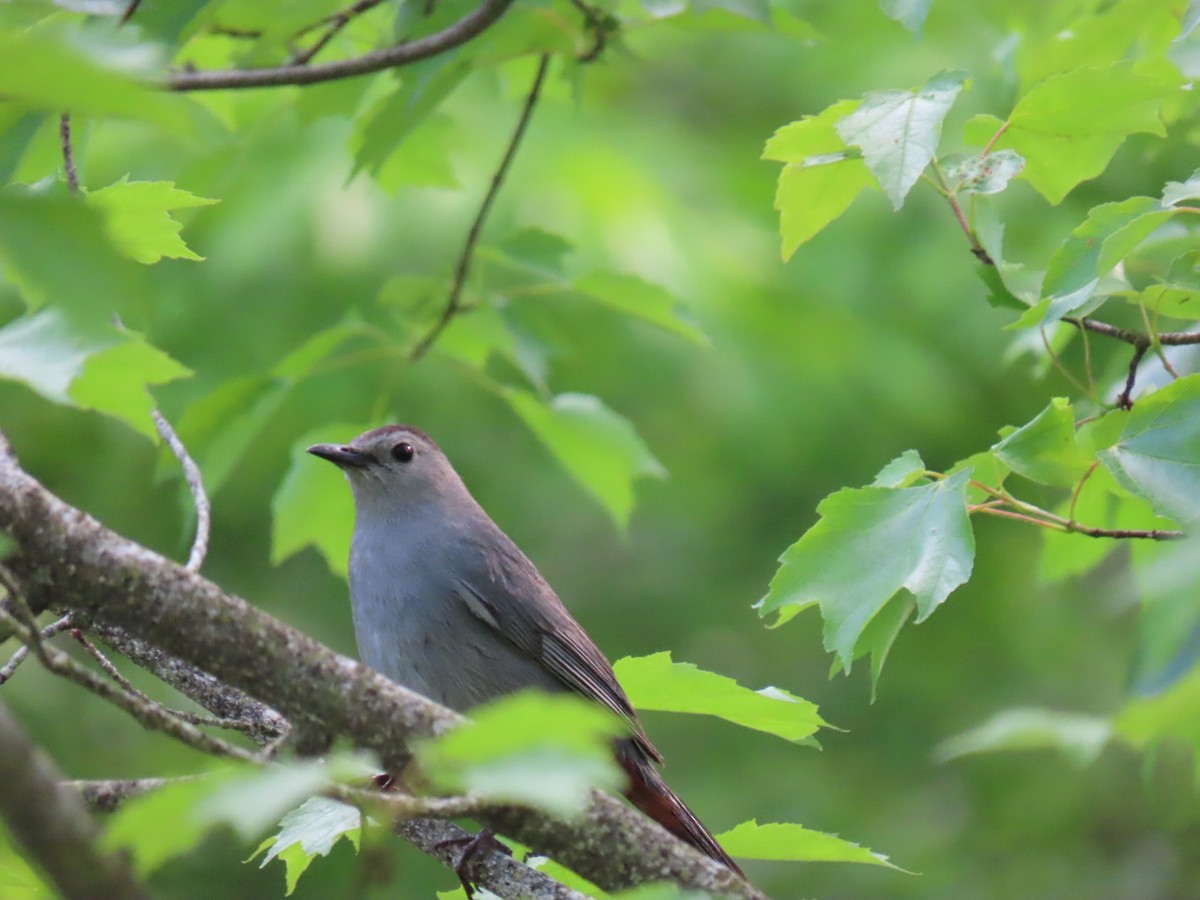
[501,390,665,530]
[1037,466,1161,582]
[764,100,873,258]
[1130,537,1200,694]
[941,150,1025,195]
[417,691,625,817]
[609,886,711,900]
[1098,374,1200,525]
[497,228,574,277]
[950,448,1009,503]
[352,59,471,180]
[936,708,1112,766]
[1125,258,1200,321]
[965,64,1177,203]
[870,449,928,488]
[759,470,975,671]
[879,0,932,36]
[972,205,1043,311]
[106,760,368,878]
[573,272,707,344]
[0,822,54,898]
[0,309,108,404]
[258,797,363,896]
[84,178,217,264]
[716,820,902,867]
[0,24,190,132]
[1039,197,1174,323]
[0,310,190,439]
[67,333,194,439]
[835,69,968,210]
[272,423,369,576]
[991,398,1091,487]
[1116,661,1200,757]
[1162,167,1200,207]
[613,652,826,744]
[0,190,148,325]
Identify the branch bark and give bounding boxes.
[0,432,761,898]
[166,0,514,91]
[0,699,150,900]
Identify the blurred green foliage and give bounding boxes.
[3,0,1200,897]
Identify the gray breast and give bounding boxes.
[348,514,559,711]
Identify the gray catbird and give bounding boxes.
[308,424,741,875]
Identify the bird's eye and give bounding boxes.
[391,441,415,463]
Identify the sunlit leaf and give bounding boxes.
[0,310,190,438]
[258,797,363,896]
[501,390,665,530]
[835,69,967,209]
[759,469,975,671]
[964,64,1177,203]
[764,100,873,257]
[417,691,625,817]
[717,820,903,867]
[574,272,707,344]
[613,652,826,744]
[84,178,217,264]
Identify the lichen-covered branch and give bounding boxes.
[0,432,762,898]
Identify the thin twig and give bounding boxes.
[566,0,613,62]
[1078,318,1096,396]
[290,0,386,65]
[72,628,267,735]
[0,613,73,685]
[168,0,514,91]
[1067,462,1099,526]
[980,120,1010,157]
[117,0,142,26]
[153,410,210,572]
[1116,343,1148,410]
[1039,325,1094,400]
[59,114,79,194]
[971,505,1183,539]
[1137,298,1181,382]
[0,576,257,763]
[410,54,552,361]
[1070,317,1200,347]
[82,619,290,746]
[71,777,192,813]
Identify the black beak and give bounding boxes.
[306,443,370,469]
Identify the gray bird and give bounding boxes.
[307,424,741,875]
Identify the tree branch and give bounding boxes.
[0,432,760,898]
[166,0,515,92]
[153,410,210,573]
[80,618,290,747]
[0,699,150,900]
[411,53,551,361]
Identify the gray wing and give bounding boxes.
[454,529,662,764]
